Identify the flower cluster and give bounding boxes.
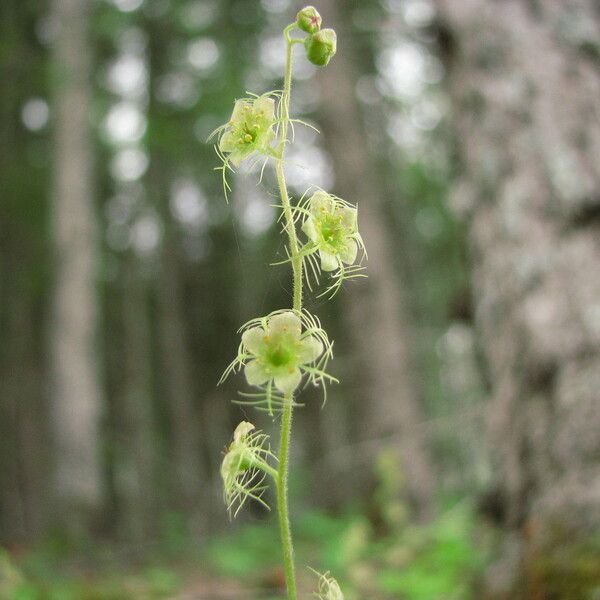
[221,422,276,517]
[214,7,354,597]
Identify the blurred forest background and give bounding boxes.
[1,0,600,598]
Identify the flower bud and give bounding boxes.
[313,570,345,600]
[296,6,322,34]
[304,28,337,67]
[221,422,276,517]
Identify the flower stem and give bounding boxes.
[274,24,303,600]
[253,458,279,482]
[276,394,297,600]
[278,27,303,313]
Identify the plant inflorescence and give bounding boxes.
[211,7,366,598]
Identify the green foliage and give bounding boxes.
[4,492,483,598]
[376,508,482,600]
[158,511,190,558]
[295,511,370,571]
[204,502,483,599]
[206,523,281,578]
[374,449,410,530]
[0,548,24,599]
[0,565,182,600]
[144,567,181,597]
[1,544,183,600]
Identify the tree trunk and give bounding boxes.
[0,286,45,542]
[113,253,156,541]
[436,0,600,596]
[143,9,207,528]
[49,0,102,530]
[315,0,437,520]
[157,230,206,529]
[0,0,47,543]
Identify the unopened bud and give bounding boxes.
[296,6,322,34]
[313,570,345,600]
[304,28,337,67]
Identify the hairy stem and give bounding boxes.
[277,394,297,600]
[277,28,303,313]
[275,24,303,600]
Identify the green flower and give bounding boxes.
[301,191,361,272]
[217,94,277,167]
[221,422,276,517]
[242,311,323,395]
[220,310,336,411]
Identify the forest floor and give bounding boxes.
[1,503,483,599]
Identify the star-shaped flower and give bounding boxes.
[241,311,324,395]
[220,312,336,412]
[301,191,361,272]
[217,94,277,167]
